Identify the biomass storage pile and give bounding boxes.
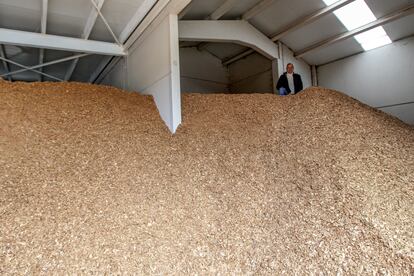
[0,81,413,274]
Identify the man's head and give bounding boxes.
[286,63,294,74]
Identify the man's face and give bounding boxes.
[287,64,294,74]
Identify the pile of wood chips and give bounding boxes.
[0,81,413,274]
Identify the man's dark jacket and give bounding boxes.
[276,72,303,93]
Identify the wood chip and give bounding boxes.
[0,81,413,274]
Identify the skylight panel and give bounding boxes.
[331,0,376,30]
[355,27,392,50]
[322,0,392,51]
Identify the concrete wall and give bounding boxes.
[318,36,414,125]
[102,14,181,132]
[180,47,229,93]
[228,53,274,93]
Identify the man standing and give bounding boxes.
[276,63,303,95]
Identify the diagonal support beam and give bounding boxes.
[222,0,356,66]
[89,56,113,83]
[191,0,241,51]
[0,44,12,81]
[271,0,355,42]
[64,0,105,81]
[179,20,279,59]
[0,28,125,56]
[222,49,255,66]
[89,0,121,45]
[118,0,158,43]
[91,0,178,83]
[178,1,193,20]
[199,0,277,59]
[2,53,89,78]
[38,0,48,81]
[0,56,63,81]
[295,4,414,58]
[242,0,278,21]
[83,0,105,39]
[207,0,238,20]
[93,0,192,84]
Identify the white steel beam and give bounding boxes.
[83,0,105,39]
[242,0,278,21]
[0,45,12,81]
[178,1,192,20]
[222,49,255,66]
[93,0,191,84]
[206,0,238,20]
[0,28,125,56]
[40,0,48,34]
[295,4,414,58]
[90,0,165,83]
[123,0,172,50]
[271,0,355,42]
[200,0,277,59]
[2,53,89,78]
[89,0,120,45]
[118,0,158,43]
[191,0,239,53]
[0,56,63,81]
[64,0,105,81]
[222,0,355,66]
[179,20,279,59]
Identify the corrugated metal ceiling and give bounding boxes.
[0,0,413,81]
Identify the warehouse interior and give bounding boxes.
[1,0,414,274]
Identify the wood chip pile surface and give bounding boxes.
[0,81,413,274]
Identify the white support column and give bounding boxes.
[138,14,181,132]
[277,41,284,75]
[0,45,11,81]
[311,65,318,86]
[38,0,48,81]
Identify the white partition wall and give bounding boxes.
[102,14,182,133]
[318,36,414,125]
